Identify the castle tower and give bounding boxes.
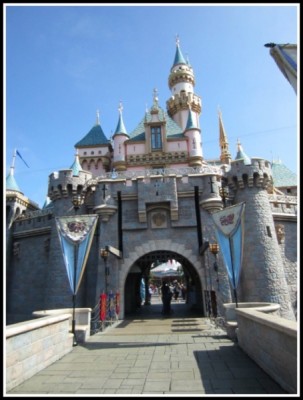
[226,147,295,320]
[6,150,39,226]
[166,37,202,131]
[113,102,129,171]
[184,106,203,167]
[48,152,93,215]
[218,110,231,165]
[75,110,113,176]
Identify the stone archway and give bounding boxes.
[119,239,206,318]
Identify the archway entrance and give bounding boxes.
[124,250,205,318]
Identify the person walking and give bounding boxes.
[161,281,172,315]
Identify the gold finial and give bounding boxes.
[118,101,123,114]
[176,34,180,46]
[96,109,100,125]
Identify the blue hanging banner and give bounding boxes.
[212,202,245,290]
[56,215,98,294]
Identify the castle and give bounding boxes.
[6,40,297,324]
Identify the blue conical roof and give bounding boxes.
[114,111,128,136]
[235,141,251,165]
[173,43,187,67]
[185,108,199,130]
[70,152,83,176]
[6,168,21,192]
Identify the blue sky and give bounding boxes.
[5,4,298,208]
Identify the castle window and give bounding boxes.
[151,126,162,150]
[84,152,87,155]
[266,226,272,237]
[91,151,94,155]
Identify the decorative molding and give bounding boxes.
[13,227,52,239]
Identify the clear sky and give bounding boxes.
[4,3,298,208]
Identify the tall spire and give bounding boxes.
[172,35,187,67]
[218,108,231,164]
[113,101,128,135]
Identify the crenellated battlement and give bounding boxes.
[167,92,201,116]
[48,169,93,200]
[226,158,273,190]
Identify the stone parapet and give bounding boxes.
[6,313,73,391]
[236,308,297,394]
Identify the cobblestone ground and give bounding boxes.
[7,296,287,395]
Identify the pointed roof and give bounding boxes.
[185,108,199,130]
[271,159,297,187]
[75,111,109,147]
[129,106,183,142]
[218,110,231,162]
[113,102,128,136]
[172,37,187,68]
[235,140,251,165]
[6,168,22,192]
[70,150,83,176]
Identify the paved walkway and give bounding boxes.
[8,296,287,395]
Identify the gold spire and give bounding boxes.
[218,109,231,164]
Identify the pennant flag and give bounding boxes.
[212,203,245,292]
[55,214,98,294]
[16,150,30,168]
[265,43,297,94]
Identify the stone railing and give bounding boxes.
[236,308,297,394]
[223,302,281,340]
[33,308,92,343]
[6,313,73,391]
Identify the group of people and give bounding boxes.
[160,280,187,315]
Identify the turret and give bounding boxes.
[75,110,113,176]
[48,152,93,215]
[226,147,295,320]
[113,102,129,171]
[6,150,39,226]
[166,37,201,131]
[184,106,203,167]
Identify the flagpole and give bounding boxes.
[12,149,17,169]
[229,237,238,308]
[72,242,79,346]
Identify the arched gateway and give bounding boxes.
[120,242,205,318]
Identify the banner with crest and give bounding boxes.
[212,203,245,290]
[56,215,98,295]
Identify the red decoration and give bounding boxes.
[100,293,107,321]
